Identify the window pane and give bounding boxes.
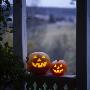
[26,0,76,75]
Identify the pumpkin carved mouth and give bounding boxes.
[32,62,47,68]
[53,69,64,73]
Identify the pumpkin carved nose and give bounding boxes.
[37,58,42,62]
[57,66,60,69]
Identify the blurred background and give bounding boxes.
[26,0,76,74]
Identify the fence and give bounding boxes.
[26,74,76,90]
[0,74,76,90]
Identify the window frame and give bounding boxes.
[87,0,90,89]
[76,0,87,89]
[13,0,27,64]
[13,0,87,90]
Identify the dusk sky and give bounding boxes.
[9,0,76,8]
[26,0,76,8]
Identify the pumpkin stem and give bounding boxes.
[57,59,60,61]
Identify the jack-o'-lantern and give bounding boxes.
[26,52,51,75]
[50,60,67,76]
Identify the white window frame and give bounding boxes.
[13,0,27,64]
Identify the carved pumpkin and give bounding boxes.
[26,52,51,75]
[50,60,67,76]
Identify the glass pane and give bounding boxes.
[26,0,76,75]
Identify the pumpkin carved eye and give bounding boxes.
[42,56,46,58]
[34,56,37,59]
[60,64,63,67]
[54,64,57,67]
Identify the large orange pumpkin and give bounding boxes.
[26,52,51,75]
[50,60,67,76]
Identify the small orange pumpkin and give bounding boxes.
[50,60,67,76]
[26,52,51,75]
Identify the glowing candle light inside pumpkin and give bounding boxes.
[26,52,51,75]
[50,59,67,76]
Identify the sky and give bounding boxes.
[9,0,76,8]
[26,0,76,8]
